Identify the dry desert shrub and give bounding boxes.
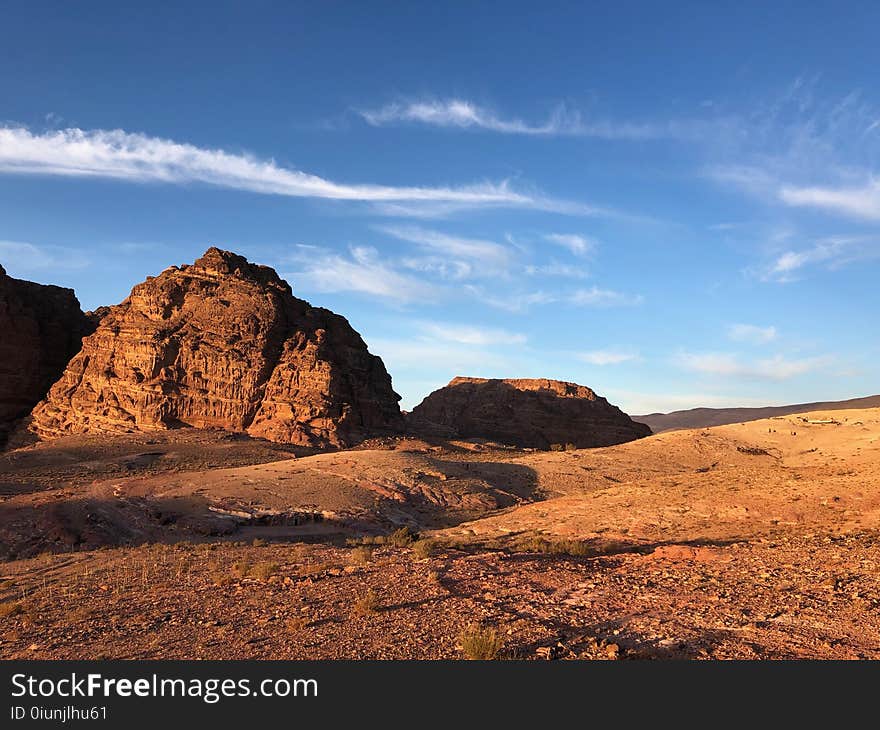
[411,539,437,559]
[286,616,308,633]
[250,562,280,581]
[458,623,504,660]
[349,546,374,565]
[231,560,251,579]
[211,571,235,587]
[512,536,592,557]
[352,589,380,615]
[351,527,417,547]
[552,539,593,556]
[386,526,417,547]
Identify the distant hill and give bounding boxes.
[634,394,880,433]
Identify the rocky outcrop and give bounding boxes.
[29,248,404,448]
[0,265,93,446]
[408,376,651,449]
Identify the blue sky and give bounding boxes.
[1,1,878,413]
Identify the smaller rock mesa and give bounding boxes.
[29,248,404,448]
[408,376,651,449]
[0,265,94,445]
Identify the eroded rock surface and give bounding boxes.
[408,376,651,448]
[29,248,403,447]
[0,265,93,445]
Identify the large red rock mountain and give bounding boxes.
[0,265,94,445]
[29,248,404,447]
[408,376,651,449]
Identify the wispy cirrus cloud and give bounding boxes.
[380,225,512,267]
[463,285,556,313]
[569,286,643,307]
[283,244,433,303]
[578,349,639,365]
[544,233,597,257]
[706,80,880,227]
[0,125,574,213]
[780,180,880,221]
[524,261,589,279]
[727,323,778,344]
[368,194,615,220]
[611,389,775,416]
[466,283,642,311]
[358,98,683,140]
[0,240,88,273]
[762,235,880,282]
[420,322,526,346]
[676,351,831,380]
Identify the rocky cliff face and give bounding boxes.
[29,248,404,448]
[0,265,93,445]
[408,376,651,449]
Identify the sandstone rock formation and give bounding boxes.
[408,376,651,449]
[29,248,404,448]
[0,265,93,445]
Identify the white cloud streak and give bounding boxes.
[283,245,432,302]
[0,125,550,210]
[611,389,774,416]
[367,338,509,372]
[578,349,638,365]
[544,233,597,257]
[420,322,526,346]
[677,352,830,380]
[0,240,88,273]
[763,235,879,281]
[780,180,880,221]
[380,225,512,267]
[359,98,679,140]
[463,285,556,313]
[727,324,778,344]
[466,284,642,311]
[569,286,643,307]
[524,261,589,279]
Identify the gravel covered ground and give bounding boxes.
[2,531,879,660]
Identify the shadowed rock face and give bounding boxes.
[0,265,93,445]
[408,376,651,449]
[29,248,404,448]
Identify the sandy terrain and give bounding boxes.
[1,407,879,659]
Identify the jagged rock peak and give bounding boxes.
[29,248,403,448]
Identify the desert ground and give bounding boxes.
[1,406,879,660]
